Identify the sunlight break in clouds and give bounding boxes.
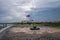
[0,0,36,22]
[0,0,60,22]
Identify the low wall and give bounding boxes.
[0,26,12,39]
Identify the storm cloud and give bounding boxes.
[0,0,60,22]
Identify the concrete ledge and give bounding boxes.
[0,26,12,39]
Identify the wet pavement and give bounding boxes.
[1,27,60,40]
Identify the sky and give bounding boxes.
[0,0,60,23]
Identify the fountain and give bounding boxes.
[26,15,40,30]
[30,26,40,30]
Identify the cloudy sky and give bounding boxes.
[0,0,60,23]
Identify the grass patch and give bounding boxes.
[11,24,60,28]
[48,26,60,28]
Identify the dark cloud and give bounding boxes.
[0,0,60,22]
[28,7,60,22]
